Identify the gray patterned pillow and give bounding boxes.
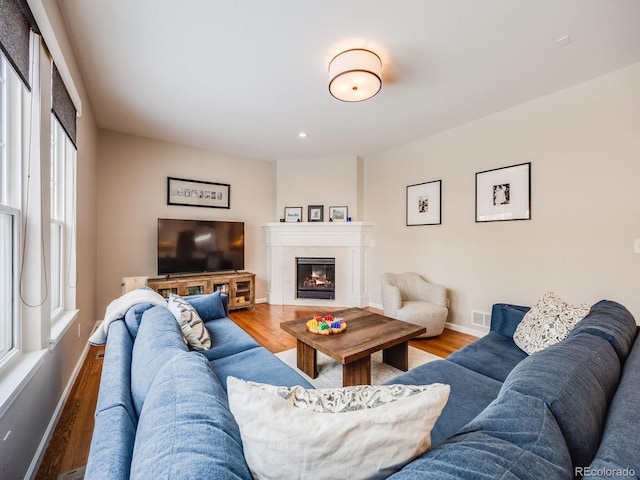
[227,377,450,480]
[167,294,211,350]
[513,292,590,355]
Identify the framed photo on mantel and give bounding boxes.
[308,205,324,222]
[284,206,303,222]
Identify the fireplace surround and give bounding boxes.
[263,222,374,307]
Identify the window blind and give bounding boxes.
[52,64,77,147]
[0,0,39,90]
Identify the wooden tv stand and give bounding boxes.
[148,272,255,311]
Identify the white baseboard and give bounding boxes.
[256,297,267,304]
[445,321,487,338]
[27,340,92,479]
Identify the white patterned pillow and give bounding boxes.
[167,294,211,350]
[513,292,590,355]
[227,377,450,480]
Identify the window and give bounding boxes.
[50,115,76,321]
[0,53,21,363]
[0,209,17,359]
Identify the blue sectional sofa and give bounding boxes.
[85,294,639,480]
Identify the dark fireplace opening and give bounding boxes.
[296,257,335,300]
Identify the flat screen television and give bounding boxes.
[157,218,244,275]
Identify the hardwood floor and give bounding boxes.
[35,303,477,479]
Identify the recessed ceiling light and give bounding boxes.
[298,132,308,138]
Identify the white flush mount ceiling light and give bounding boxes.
[329,48,382,102]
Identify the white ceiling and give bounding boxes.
[58,0,640,161]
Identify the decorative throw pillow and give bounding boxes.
[227,377,450,480]
[167,294,211,350]
[513,292,590,355]
[183,291,227,321]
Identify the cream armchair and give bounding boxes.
[380,272,448,337]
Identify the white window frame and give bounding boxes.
[0,54,22,367]
[0,207,19,365]
[50,117,64,319]
[49,116,77,336]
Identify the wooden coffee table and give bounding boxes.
[280,308,426,387]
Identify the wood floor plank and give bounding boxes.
[35,303,477,478]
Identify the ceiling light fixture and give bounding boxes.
[328,48,382,102]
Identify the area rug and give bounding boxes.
[275,346,440,389]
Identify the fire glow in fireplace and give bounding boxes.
[296,257,336,300]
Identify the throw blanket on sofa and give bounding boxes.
[89,289,167,345]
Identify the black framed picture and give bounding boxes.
[308,205,324,222]
[476,163,531,222]
[167,177,230,209]
[406,180,442,226]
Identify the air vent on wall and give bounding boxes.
[471,310,491,328]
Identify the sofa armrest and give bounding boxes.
[381,284,402,317]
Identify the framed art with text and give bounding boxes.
[284,206,303,222]
[475,162,531,222]
[167,177,230,209]
[406,180,442,226]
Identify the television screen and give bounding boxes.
[158,218,244,275]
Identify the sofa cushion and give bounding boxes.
[130,352,252,480]
[490,303,530,337]
[513,292,590,355]
[200,318,260,361]
[386,359,502,447]
[209,346,314,391]
[388,390,573,480]
[184,291,228,321]
[227,377,449,480]
[168,294,212,350]
[131,305,188,416]
[588,332,640,477]
[568,300,638,362]
[501,332,621,468]
[447,331,528,382]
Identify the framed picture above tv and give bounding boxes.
[167,177,230,209]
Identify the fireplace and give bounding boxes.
[296,257,335,300]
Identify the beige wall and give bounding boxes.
[276,156,363,221]
[365,62,640,331]
[96,132,275,315]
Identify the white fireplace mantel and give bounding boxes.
[263,222,375,307]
